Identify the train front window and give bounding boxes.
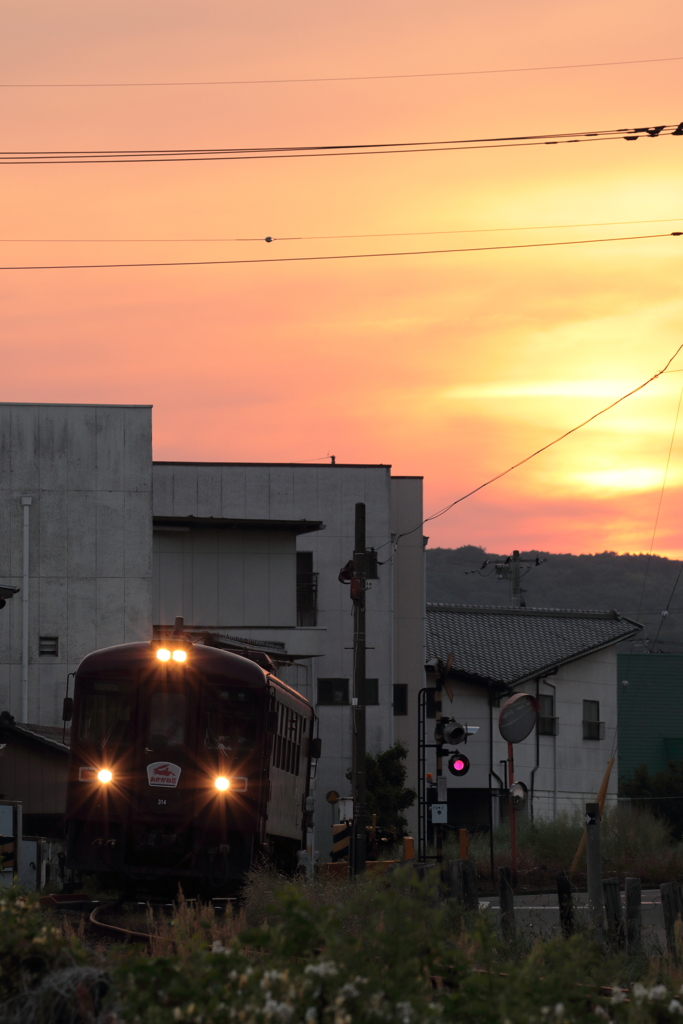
[78,680,132,749]
[205,689,259,753]
[148,693,186,749]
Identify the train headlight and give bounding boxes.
[214,776,230,791]
[97,769,113,784]
[156,648,171,661]
[172,649,187,663]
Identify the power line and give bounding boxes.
[2,55,682,88]
[1,122,680,165]
[0,230,678,271]
[385,338,683,551]
[2,217,682,243]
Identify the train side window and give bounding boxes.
[206,689,259,752]
[148,693,186,749]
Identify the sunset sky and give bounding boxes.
[2,0,682,555]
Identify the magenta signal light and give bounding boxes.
[447,750,470,777]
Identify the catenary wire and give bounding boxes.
[377,338,683,560]
[2,217,682,243]
[2,55,682,87]
[1,122,679,165]
[0,230,679,270]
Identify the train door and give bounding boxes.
[128,669,195,865]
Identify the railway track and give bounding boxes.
[89,902,154,944]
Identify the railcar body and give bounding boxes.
[65,639,316,893]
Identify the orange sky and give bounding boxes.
[2,0,683,555]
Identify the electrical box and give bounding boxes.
[431,803,448,824]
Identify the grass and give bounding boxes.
[464,806,683,887]
[7,844,683,1024]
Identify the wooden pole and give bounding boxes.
[557,871,574,937]
[498,865,515,940]
[569,758,614,877]
[625,877,642,956]
[459,828,469,859]
[585,801,604,932]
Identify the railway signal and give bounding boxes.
[447,750,470,777]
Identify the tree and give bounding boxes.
[347,742,416,836]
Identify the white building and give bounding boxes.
[422,602,641,848]
[0,403,425,855]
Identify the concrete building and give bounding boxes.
[0,403,425,854]
[151,462,425,853]
[422,603,641,843]
[0,403,153,726]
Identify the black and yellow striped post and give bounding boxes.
[435,663,443,864]
[331,822,351,861]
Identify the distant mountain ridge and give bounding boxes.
[426,546,683,652]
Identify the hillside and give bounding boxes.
[426,546,683,651]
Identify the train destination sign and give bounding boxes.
[498,693,539,744]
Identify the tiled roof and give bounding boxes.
[426,603,642,688]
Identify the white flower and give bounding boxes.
[669,1000,683,1015]
[649,986,669,1002]
[633,984,648,1004]
[610,988,627,1005]
[262,998,294,1021]
[304,962,339,978]
[594,1006,609,1019]
[338,984,359,1001]
[540,1008,550,1017]
[395,1002,414,1024]
[554,1004,565,1018]
[304,1010,317,1023]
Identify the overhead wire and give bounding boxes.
[0,229,679,270]
[2,55,682,87]
[1,122,680,165]
[377,339,683,562]
[2,217,682,243]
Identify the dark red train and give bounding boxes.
[64,630,318,894]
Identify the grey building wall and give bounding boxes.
[0,404,153,726]
[391,477,425,837]
[152,461,423,855]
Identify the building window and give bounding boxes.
[366,679,379,705]
[583,699,605,740]
[318,678,349,706]
[393,684,408,716]
[538,693,559,736]
[39,636,58,656]
[296,552,318,627]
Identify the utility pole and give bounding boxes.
[350,502,367,876]
[511,550,521,607]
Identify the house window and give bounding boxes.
[583,700,605,740]
[296,552,318,627]
[318,678,349,706]
[39,636,58,656]
[538,693,559,736]
[365,679,379,705]
[393,684,408,716]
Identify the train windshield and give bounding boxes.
[205,689,260,753]
[148,692,186,750]
[78,679,133,749]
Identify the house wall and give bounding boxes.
[434,647,619,825]
[0,736,68,816]
[0,404,153,726]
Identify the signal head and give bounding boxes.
[447,750,470,777]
